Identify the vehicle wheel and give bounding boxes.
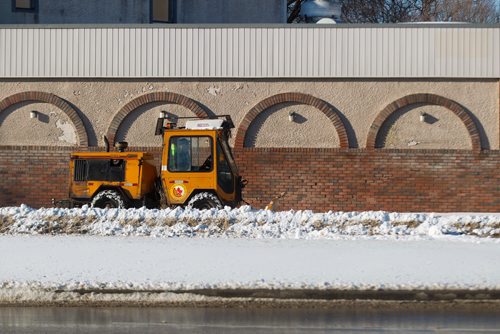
[91,190,126,209]
[186,192,222,210]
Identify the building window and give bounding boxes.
[12,0,37,12]
[151,0,171,23]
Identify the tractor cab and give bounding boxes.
[155,115,244,209]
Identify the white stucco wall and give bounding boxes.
[115,101,195,147]
[379,104,472,149]
[0,102,76,146]
[0,80,498,149]
[244,104,340,148]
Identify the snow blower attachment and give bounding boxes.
[65,115,247,210]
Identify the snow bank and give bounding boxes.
[1,205,499,239]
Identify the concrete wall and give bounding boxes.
[176,0,286,23]
[0,80,498,150]
[1,0,149,24]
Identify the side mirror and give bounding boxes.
[155,118,164,136]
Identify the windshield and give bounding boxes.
[168,136,213,172]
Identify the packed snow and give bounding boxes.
[1,205,500,239]
[1,205,499,305]
[1,236,499,294]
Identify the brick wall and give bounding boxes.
[234,148,500,212]
[0,146,75,207]
[1,146,499,212]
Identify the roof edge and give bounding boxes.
[0,23,499,29]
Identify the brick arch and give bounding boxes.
[366,94,482,151]
[0,91,88,146]
[234,93,350,148]
[107,92,209,145]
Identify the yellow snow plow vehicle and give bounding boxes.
[65,115,245,209]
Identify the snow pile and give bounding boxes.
[1,205,499,239]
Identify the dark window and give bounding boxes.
[151,0,171,22]
[108,159,126,182]
[216,140,234,194]
[74,159,126,182]
[168,136,213,172]
[12,0,37,12]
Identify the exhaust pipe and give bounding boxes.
[103,135,110,152]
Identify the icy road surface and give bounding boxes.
[1,236,499,292]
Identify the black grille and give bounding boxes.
[74,159,87,181]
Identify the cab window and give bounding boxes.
[168,136,213,172]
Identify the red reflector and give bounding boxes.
[88,182,94,185]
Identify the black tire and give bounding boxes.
[91,190,126,209]
[186,192,223,210]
